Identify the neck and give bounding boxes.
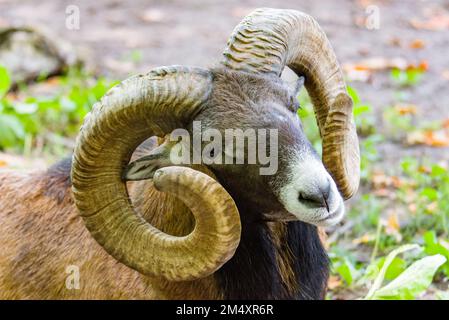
[130,177,329,299]
[214,200,329,299]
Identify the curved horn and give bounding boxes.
[221,8,360,199]
[71,66,241,281]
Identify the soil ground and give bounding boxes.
[1,0,448,167]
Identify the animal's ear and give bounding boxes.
[123,140,175,181]
[290,76,305,98]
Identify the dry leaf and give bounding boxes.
[389,37,402,47]
[328,275,342,290]
[5,92,19,101]
[372,171,404,190]
[391,176,404,188]
[394,104,418,115]
[45,77,61,86]
[423,131,449,147]
[387,212,400,232]
[443,119,449,128]
[373,188,390,197]
[353,233,374,245]
[416,60,429,72]
[344,57,408,72]
[410,13,449,31]
[409,39,426,49]
[343,68,372,82]
[407,130,449,147]
[343,57,428,81]
[372,171,389,188]
[385,212,402,241]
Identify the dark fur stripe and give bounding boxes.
[216,204,329,299]
[286,222,329,299]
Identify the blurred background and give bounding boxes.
[1,0,449,299]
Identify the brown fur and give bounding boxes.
[0,155,303,299]
[0,159,223,299]
[0,70,328,299]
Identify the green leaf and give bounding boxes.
[423,231,449,276]
[431,165,447,178]
[385,257,406,280]
[0,65,11,98]
[347,86,360,105]
[365,244,420,299]
[420,188,438,201]
[353,104,371,117]
[372,254,446,300]
[0,114,25,148]
[336,258,357,286]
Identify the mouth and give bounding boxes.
[315,201,344,226]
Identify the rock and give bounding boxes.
[0,25,81,86]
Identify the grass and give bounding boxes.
[0,65,117,160]
[1,62,448,299]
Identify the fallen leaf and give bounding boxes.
[389,37,402,47]
[387,212,400,232]
[409,39,426,49]
[385,211,402,242]
[353,233,374,245]
[423,131,449,147]
[372,171,390,188]
[410,13,449,31]
[344,57,408,72]
[45,77,61,86]
[394,104,418,115]
[373,188,390,197]
[372,171,405,190]
[407,130,449,147]
[5,92,19,101]
[328,275,343,290]
[418,165,431,174]
[416,60,429,72]
[391,176,404,188]
[343,57,428,81]
[443,119,449,128]
[343,68,372,82]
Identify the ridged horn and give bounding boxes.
[71,66,241,281]
[222,8,360,199]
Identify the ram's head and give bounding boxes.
[71,9,360,282]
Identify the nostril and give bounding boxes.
[298,181,331,212]
[298,191,326,209]
[322,181,331,201]
[322,192,330,213]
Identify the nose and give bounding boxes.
[298,180,331,212]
